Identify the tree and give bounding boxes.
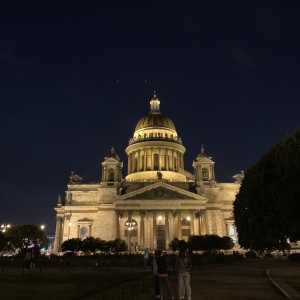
[169,237,180,252]
[81,237,97,254]
[61,238,82,253]
[188,235,205,252]
[220,236,234,251]
[0,231,6,251]
[112,238,127,253]
[177,239,189,252]
[202,234,222,253]
[5,224,49,250]
[233,128,300,250]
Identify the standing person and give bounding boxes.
[23,248,32,270]
[176,251,192,300]
[152,251,160,299]
[157,250,174,300]
[144,247,149,267]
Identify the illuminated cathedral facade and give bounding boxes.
[53,93,242,252]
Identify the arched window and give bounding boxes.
[80,227,88,240]
[174,158,177,171]
[134,157,138,172]
[154,153,159,170]
[202,168,209,180]
[141,155,144,170]
[108,168,115,181]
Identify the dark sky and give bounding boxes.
[1,1,299,234]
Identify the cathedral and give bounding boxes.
[53,93,242,252]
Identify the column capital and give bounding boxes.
[139,210,146,217]
[56,216,64,222]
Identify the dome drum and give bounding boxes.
[126,170,186,182]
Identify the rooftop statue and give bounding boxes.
[233,171,244,184]
[69,171,82,184]
[157,171,163,180]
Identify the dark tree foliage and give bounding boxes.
[61,238,83,252]
[233,128,300,250]
[188,235,205,252]
[5,224,49,250]
[112,238,127,253]
[0,231,6,251]
[81,237,102,254]
[177,239,189,252]
[220,236,235,251]
[170,235,234,253]
[61,237,128,254]
[169,237,180,251]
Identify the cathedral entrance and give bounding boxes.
[156,225,165,250]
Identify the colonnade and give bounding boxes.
[127,147,184,174]
[115,209,207,250]
[53,209,209,252]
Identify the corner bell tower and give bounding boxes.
[193,145,215,189]
[101,147,123,183]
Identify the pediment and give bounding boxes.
[197,157,213,163]
[103,157,120,164]
[117,181,206,201]
[77,217,92,222]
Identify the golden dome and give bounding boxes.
[135,111,176,131]
[134,94,176,132]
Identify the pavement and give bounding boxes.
[267,265,300,299]
[169,259,300,300]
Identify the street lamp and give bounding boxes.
[1,224,11,232]
[126,220,136,252]
[41,225,45,231]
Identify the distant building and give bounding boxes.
[53,93,242,252]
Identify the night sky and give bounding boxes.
[1,1,299,234]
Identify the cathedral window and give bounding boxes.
[154,154,159,170]
[168,155,172,170]
[202,168,209,180]
[134,158,138,172]
[141,155,144,170]
[108,168,115,181]
[181,218,190,236]
[80,227,88,240]
[162,155,166,170]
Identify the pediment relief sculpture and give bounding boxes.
[127,187,195,200]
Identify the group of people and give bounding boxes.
[151,249,192,300]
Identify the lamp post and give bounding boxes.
[41,225,45,231]
[126,220,136,252]
[1,224,10,232]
